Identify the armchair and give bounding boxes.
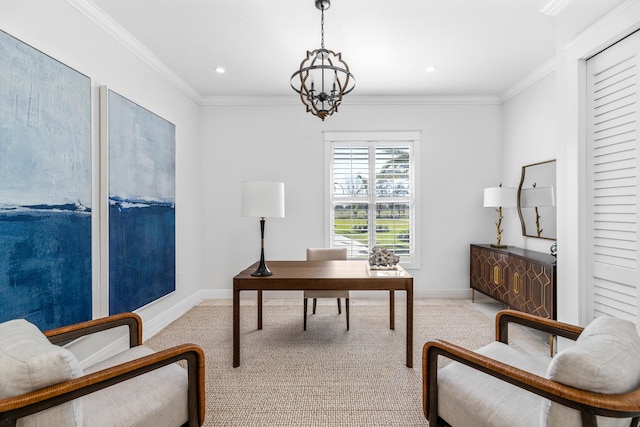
[423,310,640,427]
[0,312,205,427]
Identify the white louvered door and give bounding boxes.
[586,30,640,324]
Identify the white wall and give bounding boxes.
[200,101,502,299]
[501,72,558,254]
[0,0,203,340]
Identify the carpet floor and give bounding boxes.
[145,300,509,426]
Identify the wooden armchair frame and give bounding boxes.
[0,313,205,427]
[423,310,640,427]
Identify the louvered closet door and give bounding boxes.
[586,30,640,324]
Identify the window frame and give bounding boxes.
[323,130,421,269]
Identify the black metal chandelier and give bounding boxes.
[290,0,355,121]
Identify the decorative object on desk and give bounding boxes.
[368,247,400,268]
[290,0,355,121]
[483,184,517,248]
[520,183,555,238]
[241,181,285,276]
[550,242,557,257]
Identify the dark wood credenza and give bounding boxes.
[470,244,557,320]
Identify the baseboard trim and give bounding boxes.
[140,292,204,340]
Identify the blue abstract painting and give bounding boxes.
[0,31,92,330]
[108,90,175,314]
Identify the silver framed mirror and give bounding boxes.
[517,159,556,240]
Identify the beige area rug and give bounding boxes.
[145,300,498,426]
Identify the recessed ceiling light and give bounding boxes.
[215,67,225,74]
[426,65,437,72]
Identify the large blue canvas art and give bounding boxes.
[108,90,175,314]
[0,31,92,330]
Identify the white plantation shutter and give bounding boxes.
[331,145,371,259]
[586,31,640,323]
[325,131,419,267]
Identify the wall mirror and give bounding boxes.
[518,159,556,240]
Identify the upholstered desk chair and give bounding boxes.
[304,247,349,331]
[0,312,205,427]
[423,310,640,427]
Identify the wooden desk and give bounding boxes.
[233,260,414,368]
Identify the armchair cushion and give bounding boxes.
[542,316,640,427]
[82,345,189,427]
[438,341,549,427]
[0,319,83,426]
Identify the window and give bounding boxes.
[324,131,420,268]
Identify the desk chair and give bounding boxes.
[304,247,349,331]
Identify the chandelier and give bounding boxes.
[290,0,355,121]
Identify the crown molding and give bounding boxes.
[65,0,202,103]
[500,59,556,103]
[344,95,502,105]
[200,95,502,107]
[66,0,510,109]
[540,0,575,16]
[563,0,640,61]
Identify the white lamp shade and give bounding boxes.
[521,186,555,208]
[484,186,517,208]
[241,181,285,218]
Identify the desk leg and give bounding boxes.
[389,290,395,330]
[406,287,413,368]
[257,290,263,330]
[233,289,240,368]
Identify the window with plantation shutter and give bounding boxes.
[586,30,640,324]
[324,131,420,268]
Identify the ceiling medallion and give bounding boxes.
[290,0,355,121]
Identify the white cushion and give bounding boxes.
[0,319,83,427]
[82,345,189,427]
[437,341,549,427]
[542,316,640,427]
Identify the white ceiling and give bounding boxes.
[88,0,562,99]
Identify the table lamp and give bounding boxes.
[241,181,285,276]
[484,184,517,248]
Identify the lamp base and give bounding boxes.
[251,243,273,276]
[490,244,508,248]
[251,261,273,277]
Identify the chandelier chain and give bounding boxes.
[320,8,325,49]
